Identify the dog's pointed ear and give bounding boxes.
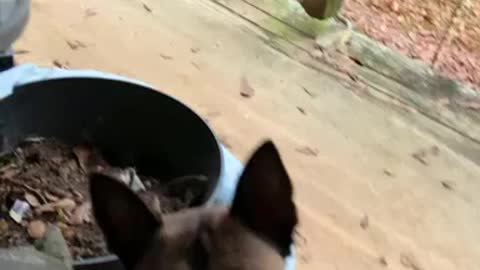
[90,172,161,269]
[231,141,298,257]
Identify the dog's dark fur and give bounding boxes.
[89,141,298,270]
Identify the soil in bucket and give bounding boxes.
[0,137,208,259]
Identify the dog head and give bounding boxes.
[90,141,298,270]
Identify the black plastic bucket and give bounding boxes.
[0,78,222,270]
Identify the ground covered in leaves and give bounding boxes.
[0,138,206,260]
[342,0,480,90]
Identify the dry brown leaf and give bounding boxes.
[57,209,69,224]
[61,225,76,240]
[14,49,30,55]
[411,150,428,166]
[70,189,84,201]
[85,8,97,17]
[390,1,399,13]
[66,40,87,50]
[36,198,76,214]
[142,2,152,13]
[360,214,369,229]
[296,146,318,157]
[160,54,173,60]
[240,76,255,98]
[69,202,92,225]
[400,253,423,270]
[73,145,92,171]
[73,144,109,171]
[301,86,315,98]
[25,193,41,207]
[54,198,76,211]
[44,192,59,202]
[35,204,55,214]
[296,106,306,115]
[1,165,19,178]
[379,256,388,266]
[27,220,47,239]
[441,181,454,191]
[0,219,8,236]
[383,169,394,177]
[52,60,70,69]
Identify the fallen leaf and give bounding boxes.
[441,181,454,190]
[142,2,152,12]
[411,150,428,166]
[14,49,30,55]
[347,71,359,82]
[400,253,422,270]
[390,1,399,12]
[360,214,369,229]
[191,47,200,53]
[69,202,92,225]
[379,256,388,266]
[54,198,76,211]
[0,219,8,236]
[297,106,307,115]
[191,61,201,70]
[296,146,318,157]
[36,198,76,214]
[70,189,84,201]
[85,8,97,17]
[27,220,47,239]
[35,204,55,214]
[56,209,69,224]
[301,86,315,98]
[383,169,394,177]
[66,40,87,50]
[74,144,109,171]
[1,165,19,179]
[240,76,255,98]
[60,226,76,240]
[52,60,69,69]
[25,193,41,207]
[73,144,92,171]
[160,54,173,60]
[44,192,59,203]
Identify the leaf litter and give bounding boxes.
[343,0,480,90]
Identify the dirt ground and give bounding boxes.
[12,0,480,269]
[343,0,480,89]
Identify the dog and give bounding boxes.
[89,140,298,270]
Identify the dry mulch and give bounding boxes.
[342,0,480,90]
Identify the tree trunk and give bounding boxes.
[298,0,344,20]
